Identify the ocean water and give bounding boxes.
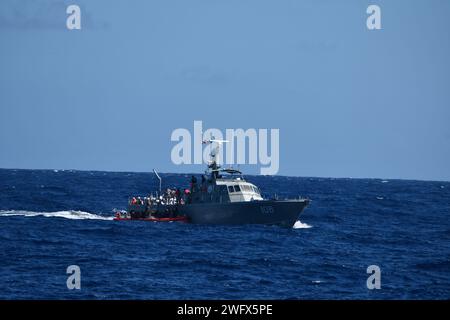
[0,169,449,299]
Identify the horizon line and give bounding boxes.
[0,166,449,184]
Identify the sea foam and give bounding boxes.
[0,210,113,220]
[293,220,312,229]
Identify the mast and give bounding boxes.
[153,169,162,195]
[202,137,228,180]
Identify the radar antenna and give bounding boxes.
[202,135,228,179]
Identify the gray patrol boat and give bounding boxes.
[181,139,310,226]
[117,139,310,227]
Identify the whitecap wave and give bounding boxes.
[0,210,113,220]
[293,220,312,229]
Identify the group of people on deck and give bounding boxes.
[130,196,149,206]
[129,175,210,207]
[190,175,209,193]
[129,188,191,207]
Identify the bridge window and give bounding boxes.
[234,185,241,192]
[228,186,234,193]
[250,186,260,195]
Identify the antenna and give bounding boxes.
[153,169,162,195]
[202,136,228,164]
[202,135,229,179]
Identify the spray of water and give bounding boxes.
[0,210,113,220]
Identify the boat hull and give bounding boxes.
[113,215,188,223]
[180,199,309,227]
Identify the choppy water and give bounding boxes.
[0,169,449,299]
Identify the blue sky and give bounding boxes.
[1,0,449,181]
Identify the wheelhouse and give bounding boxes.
[216,179,263,203]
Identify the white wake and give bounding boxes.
[0,210,113,220]
[293,220,312,229]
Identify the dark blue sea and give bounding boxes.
[0,169,449,299]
